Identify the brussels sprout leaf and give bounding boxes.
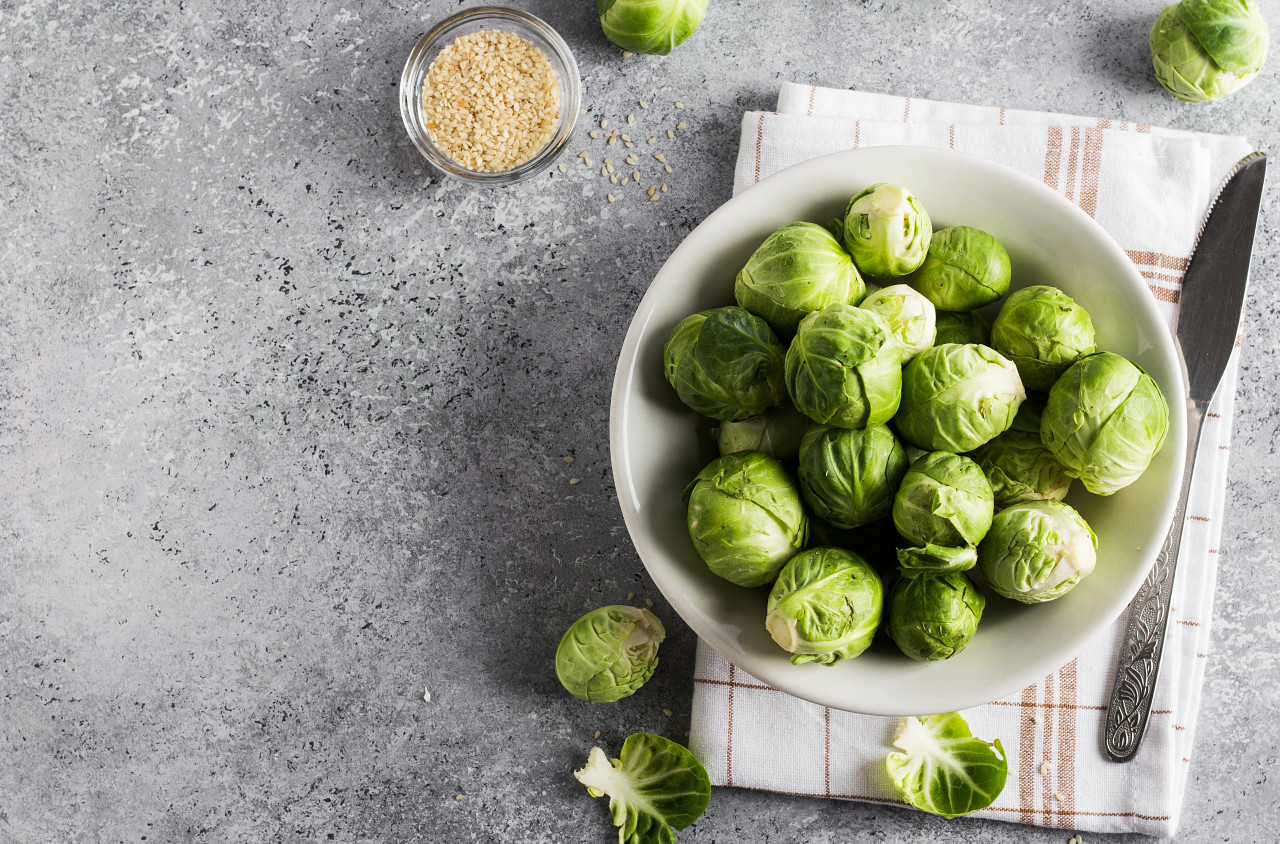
[886,713,1008,818]
[575,733,711,844]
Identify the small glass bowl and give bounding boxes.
[399,7,581,186]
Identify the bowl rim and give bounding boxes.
[609,144,1188,715]
[398,6,582,186]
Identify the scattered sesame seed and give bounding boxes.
[631,170,640,181]
[1053,791,1064,803]
[661,183,668,193]
[577,151,589,158]
[676,122,687,130]
[625,142,634,149]
[649,194,659,203]
[647,136,657,144]
[639,101,649,109]
[654,153,667,163]
[1039,761,1051,776]
[1032,713,1043,725]
[607,194,615,203]
[622,51,634,58]
[563,456,574,463]
[625,154,638,165]
[423,687,432,702]
[663,164,672,173]
[589,130,600,139]
[645,598,655,606]
[600,166,607,176]
[557,163,566,173]
[603,157,614,164]
[627,114,634,124]
[455,794,466,801]
[583,158,593,167]
[579,108,587,115]
[626,591,636,601]
[621,134,631,143]
[647,186,656,196]
[593,730,601,739]
[610,174,618,184]
[675,101,684,109]
[666,129,674,139]
[600,119,608,129]
[570,477,582,484]
[663,709,673,717]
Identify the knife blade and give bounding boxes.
[1104,152,1267,762]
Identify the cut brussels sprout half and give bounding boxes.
[892,451,994,548]
[859,284,937,361]
[991,285,1096,392]
[895,343,1025,453]
[887,571,985,661]
[555,606,666,703]
[886,713,1008,818]
[766,547,884,665]
[797,422,909,530]
[912,226,1011,311]
[978,500,1098,603]
[596,0,709,55]
[1150,0,1269,102]
[663,306,786,422]
[785,304,903,429]
[842,183,933,278]
[575,732,711,843]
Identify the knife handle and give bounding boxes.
[1103,401,1205,762]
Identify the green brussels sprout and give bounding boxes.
[575,733,711,843]
[683,451,808,587]
[785,305,903,428]
[990,286,1097,392]
[1150,0,1269,102]
[896,543,978,575]
[859,284,937,361]
[895,344,1026,453]
[978,500,1098,603]
[887,571,986,661]
[933,310,991,346]
[893,451,994,548]
[716,401,811,462]
[596,0,709,55]
[797,423,909,529]
[765,547,884,665]
[911,226,1012,311]
[842,183,933,278]
[1041,352,1169,495]
[886,713,1008,818]
[969,397,1073,507]
[555,605,666,702]
[735,222,866,337]
[663,306,786,422]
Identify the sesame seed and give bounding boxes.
[645,597,654,606]
[675,101,684,109]
[570,477,582,485]
[603,157,614,164]
[610,174,618,184]
[627,114,634,124]
[666,129,674,139]
[676,122,687,130]
[455,794,466,801]
[654,153,667,163]
[579,108,587,115]
[647,186,656,196]
[625,142,634,149]
[663,709,673,717]
[631,170,640,181]
[649,194,659,202]
[661,183,668,192]
[589,130,599,139]
[663,164,672,173]
[647,136,657,144]
[1038,761,1051,776]
[593,730,601,739]
[557,163,566,173]
[607,194,615,203]
[577,151,589,158]
[621,134,631,143]
[639,101,649,109]
[622,51,634,58]
[600,119,608,129]
[625,154,638,165]
[1032,713,1043,725]
[626,591,635,601]
[583,158,592,167]
[563,456,574,463]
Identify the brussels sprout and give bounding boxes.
[892,452,994,548]
[797,423,909,530]
[969,398,1073,507]
[895,344,1026,453]
[683,451,808,587]
[886,713,1008,818]
[716,401,811,461]
[1041,352,1169,495]
[596,0,709,56]
[555,606,666,703]
[887,571,986,661]
[895,543,978,575]
[663,306,786,422]
[842,183,933,278]
[932,310,991,346]
[911,226,1012,311]
[785,305,903,428]
[1150,0,1269,102]
[990,285,1096,392]
[859,284,937,361]
[735,222,866,337]
[765,547,884,665]
[575,733,711,843]
[978,500,1098,603]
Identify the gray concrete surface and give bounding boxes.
[2,1,1278,841]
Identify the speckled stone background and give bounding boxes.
[2,1,1278,841]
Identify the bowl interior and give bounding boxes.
[610,145,1185,715]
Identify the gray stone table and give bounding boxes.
[2,1,1278,841]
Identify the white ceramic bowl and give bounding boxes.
[610,146,1186,716]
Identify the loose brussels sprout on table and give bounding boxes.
[663,306,786,422]
[859,284,937,361]
[969,397,1073,507]
[785,304,903,428]
[765,547,884,665]
[932,309,991,346]
[575,732,711,843]
[684,451,808,587]
[842,183,933,278]
[895,343,1026,453]
[991,285,1096,392]
[596,0,709,55]
[911,225,1012,311]
[555,605,666,703]
[735,221,866,337]
[887,571,986,661]
[715,400,811,461]
[797,423,909,530]
[892,451,995,548]
[978,500,1098,603]
[1041,352,1169,495]
[1150,0,1270,102]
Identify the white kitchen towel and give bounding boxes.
[689,83,1253,838]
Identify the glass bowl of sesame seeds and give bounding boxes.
[400,7,581,186]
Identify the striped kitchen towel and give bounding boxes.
[688,83,1252,838]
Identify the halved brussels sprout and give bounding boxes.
[969,397,1073,507]
[892,451,994,548]
[716,401,811,461]
[896,543,978,575]
[596,0,709,55]
[797,423,909,529]
[663,306,786,422]
[555,605,666,702]
[1041,352,1169,495]
[765,547,884,665]
[895,344,1026,453]
[575,733,711,843]
[785,304,903,428]
[911,226,1012,311]
[978,500,1098,603]
[1150,0,1269,102]
[859,284,937,361]
[887,571,986,661]
[990,285,1096,392]
[932,310,991,346]
[887,713,1008,818]
[842,183,933,278]
[735,222,866,337]
[683,451,808,587]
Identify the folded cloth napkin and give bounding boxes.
[689,83,1253,838]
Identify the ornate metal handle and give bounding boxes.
[1103,401,1205,762]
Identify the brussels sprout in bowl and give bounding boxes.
[610,146,1185,715]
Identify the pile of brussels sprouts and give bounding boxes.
[665,182,1170,666]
